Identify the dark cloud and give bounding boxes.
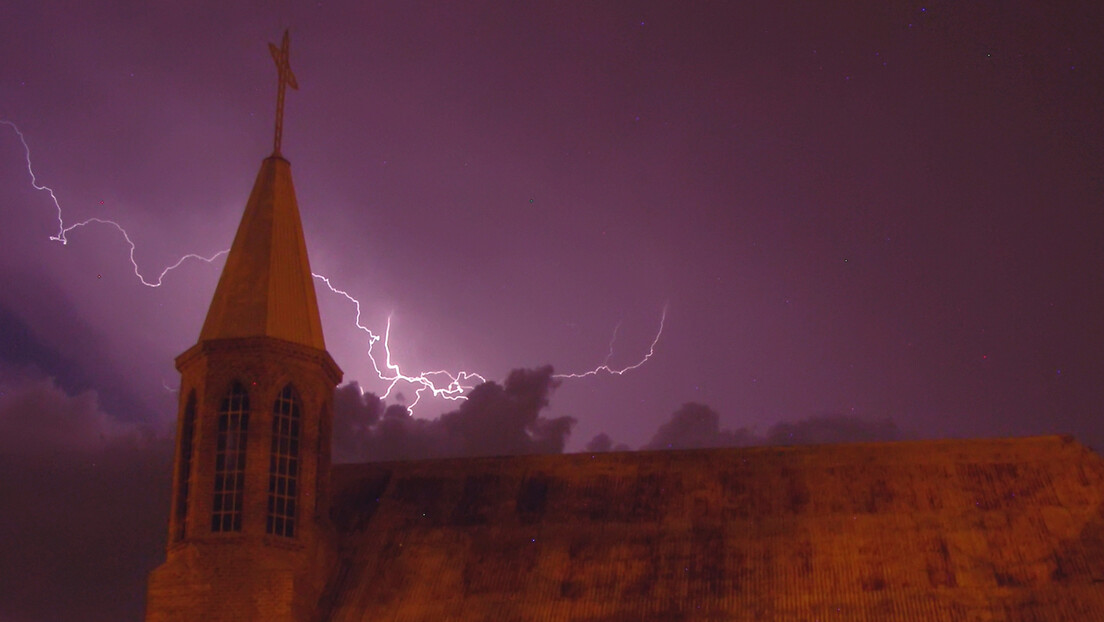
[0,299,160,428]
[640,402,904,452]
[0,369,159,455]
[584,432,631,453]
[331,381,383,463]
[0,302,76,384]
[336,382,906,464]
[0,371,171,622]
[642,402,759,451]
[766,414,902,446]
[585,433,613,452]
[336,381,906,463]
[332,366,576,463]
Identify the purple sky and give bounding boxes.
[1,2,1103,619]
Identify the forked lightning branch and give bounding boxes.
[1,119,665,412]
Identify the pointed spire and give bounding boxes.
[198,155,326,350]
[197,32,324,350]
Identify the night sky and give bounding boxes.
[2,2,1103,620]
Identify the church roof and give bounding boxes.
[323,435,1104,620]
[199,156,326,350]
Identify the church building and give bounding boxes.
[145,34,1104,621]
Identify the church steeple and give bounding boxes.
[198,154,326,349]
[198,29,321,349]
[147,31,341,622]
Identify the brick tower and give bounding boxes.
[146,31,341,621]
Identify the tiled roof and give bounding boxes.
[322,436,1104,620]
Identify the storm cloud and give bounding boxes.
[596,402,906,453]
[332,366,576,463]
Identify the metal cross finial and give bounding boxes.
[268,29,298,157]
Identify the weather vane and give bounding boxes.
[268,29,298,157]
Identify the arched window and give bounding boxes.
[267,384,301,537]
[173,391,197,541]
[212,383,249,533]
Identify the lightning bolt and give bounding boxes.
[2,120,229,285]
[3,119,665,412]
[311,273,488,410]
[554,304,667,379]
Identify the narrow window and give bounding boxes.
[267,384,301,537]
[212,383,249,533]
[173,391,197,541]
[315,405,328,515]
